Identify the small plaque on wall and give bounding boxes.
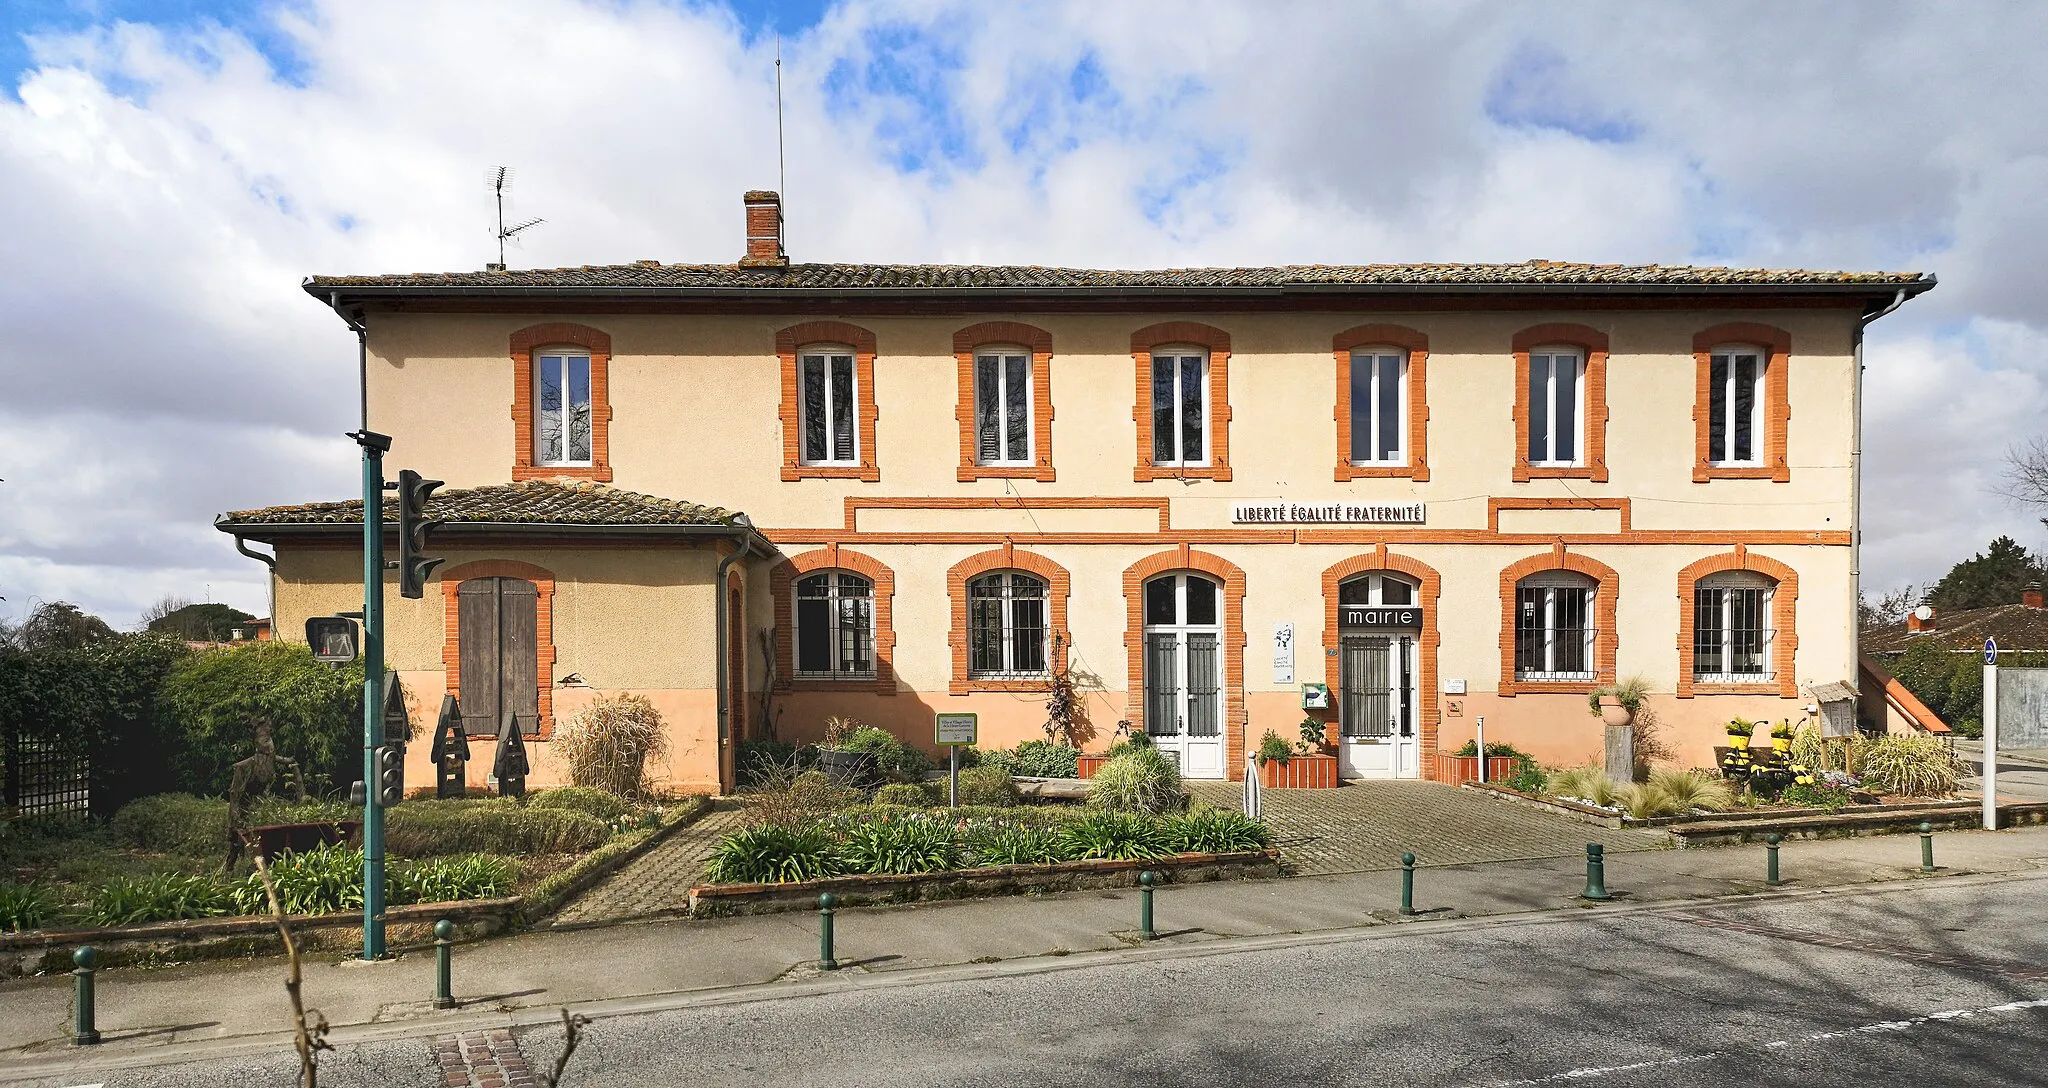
[1442,678,1467,695]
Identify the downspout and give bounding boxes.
[1851,288,1910,693]
[329,291,368,432]
[229,529,279,634]
[714,516,757,774]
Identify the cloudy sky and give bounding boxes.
[1,0,2043,628]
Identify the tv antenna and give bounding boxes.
[775,37,787,200]
[490,167,544,268]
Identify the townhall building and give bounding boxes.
[217,192,1934,794]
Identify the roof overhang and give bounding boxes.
[216,517,778,555]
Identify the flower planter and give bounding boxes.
[250,820,360,862]
[1076,754,1111,780]
[816,748,876,788]
[1256,753,1339,788]
[1434,753,1519,785]
[1724,733,1753,751]
[1597,697,1633,729]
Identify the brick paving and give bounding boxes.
[548,800,749,925]
[431,1028,538,1088]
[1187,778,1672,874]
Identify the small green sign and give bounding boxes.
[935,713,978,746]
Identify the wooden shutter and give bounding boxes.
[457,577,541,736]
[498,579,541,735]
[458,580,501,735]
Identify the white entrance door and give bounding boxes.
[1143,573,1225,779]
[1339,634,1419,779]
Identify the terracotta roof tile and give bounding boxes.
[1862,603,2048,655]
[217,479,740,528]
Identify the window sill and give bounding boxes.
[1687,681,1783,695]
[1504,678,1599,696]
[514,464,612,483]
[959,463,1055,482]
[1336,461,1427,482]
[783,463,880,482]
[1136,462,1231,482]
[951,676,1052,694]
[1513,462,1607,483]
[1694,463,1783,482]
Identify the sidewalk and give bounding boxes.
[4,823,2047,1076]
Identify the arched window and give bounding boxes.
[1707,343,1767,466]
[794,571,874,678]
[533,349,593,466]
[1339,572,1416,606]
[1514,572,1597,681]
[798,343,860,465]
[1347,346,1409,466]
[967,571,1048,677]
[1694,571,1776,681]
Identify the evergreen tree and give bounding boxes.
[146,602,256,641]
[1926,536,2047,611]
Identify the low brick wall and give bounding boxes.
[1668,801,2048,846]
[1257,754,1338,788]
[0,897,522,978]
[688,849,1283,916]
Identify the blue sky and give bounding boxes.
[0,1,2044,627]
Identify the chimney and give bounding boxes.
[739,191,786,267]
[1907,605,1936,632]
[2026,582,2044,609]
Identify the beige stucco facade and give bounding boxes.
[240,260,1922,793]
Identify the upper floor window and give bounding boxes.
[1526,348,1583,467]
[974,347,1033,465]
[795,571,874,678]
[968,572,1048,677]
[535,352,593,466]
[1348,348,1408,465]
[1707,345,1765,466]
[1694,571,1774,681]
[1514,572,1596,681]
[800,345,859,465]
[1151,347,1210,467]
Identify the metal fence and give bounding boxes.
[3,728,91,817]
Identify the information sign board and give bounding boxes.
[935,713,978,746]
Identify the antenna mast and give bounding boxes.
[490,167,544,269]
[775,37,787,201]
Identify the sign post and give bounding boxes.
[348,427,392,960]
[1984,638,1998,831]
[935,713,977,807]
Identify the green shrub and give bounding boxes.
[1647,767,1732,812]
[1779,781,1855,811]
[1503,759,1547,793]
[705,824,844,883]
[389,854,519,905]
[1453,740,1537,764]
[155,641,365,795]
[955,765,1019,807]
[966,824,1070,866]
[1548,765,1621,807]
[1255,730,1293,765]
[239,844,366,916]
[384,799,610,857]
[836,815,961,874]
[1061,812,1171,861]
[88,873,236,926]
[1088,747,1183,814]
[834,803,1078,829]
[1164,809,1270,854]
[982,741,1081,779]
[872,782,934,808]
[0,882,60,932]
[527,787,633,823]
[834,727,933,781]
[1859,735,1965,797]
[112,793,230,857]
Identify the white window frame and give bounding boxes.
[1338,573,1417,607]
[1515,572,1597,682]
[1707,343,1767,467]
[1527,346,1585,467]
[793,570,876,679]
[1348,347,1409,466]
[1694,571,1775,683]
[1151,346,1211,468]
[967,571,1050,678]
[534,350,594,467]
[798,343,860,466]
[973,344,1034,467]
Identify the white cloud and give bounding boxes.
[1,0,2044,627]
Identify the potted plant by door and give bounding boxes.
[813,715,876,788]
[1769,720,1795,754]
[1587,676,1649,784]
[1724,718,1756,750]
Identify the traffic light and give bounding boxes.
[376,744,406,806]
[397,469,444,599]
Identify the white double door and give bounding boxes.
[1143,574,1225,780]
[1339,632,1420,779]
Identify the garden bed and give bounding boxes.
[1255,754,1339,789]
[688,849,1282,916]
[1464,781,2017,839]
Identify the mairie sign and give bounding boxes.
[1340,606,1423,629]
[1232,502,1425,525]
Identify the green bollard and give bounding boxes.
[1581,843,1611,901]
[1399,852,1417,916]
[1920,822,1936,873]
[1764,834,1783,887]
[72,946,99,1046]
[818,892,839,970]
[1138,871,1157,940]
[432,919,455,1010]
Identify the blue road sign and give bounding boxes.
[1986,637,1999,664]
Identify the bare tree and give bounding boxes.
[1999,437,2048,511]
[1859,583,1920,629]
[140,594,193,628]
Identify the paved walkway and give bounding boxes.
[548,801,749,925]
[1188,779,1671,874]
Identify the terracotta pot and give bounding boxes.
[1598,697,1634,729]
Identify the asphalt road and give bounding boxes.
[1957,741,2048,802]
[21,875,2048,1088]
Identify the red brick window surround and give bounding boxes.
[777,321,880,482]
[1121,546,1248,778]
[1132,322,1232,482]
[1320,548,1443,774]
[439,559,558,737]
[1333,325,1430,482]
[771,546,896,695]
[1511,323,1609,483]
[1498,548,1618,696]
[1675,547,1799,698]
[511,324,613,482]
[954,321,1055,482]
[946,545,1071,693]
[1692,323,1792,483]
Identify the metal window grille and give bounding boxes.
[1515,578,1596,681]
[794,571,875,677]
[967,572,1048,677]
[1694,577,1774,681]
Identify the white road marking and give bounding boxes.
[1469,998,2048,1086]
